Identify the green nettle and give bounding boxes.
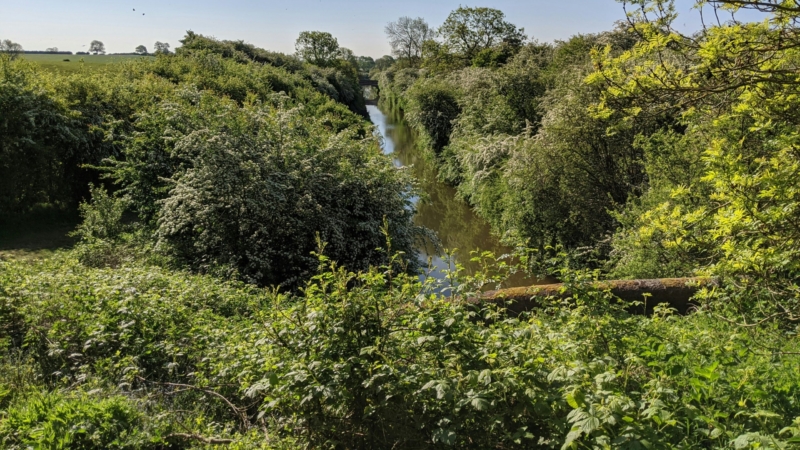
[3,255,800,448]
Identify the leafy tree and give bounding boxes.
[153,41,170,54]
[385,16,434,62]
[295,31,340,67]
[89,40,105,55]
[45,47,58,52]
[592,0,800,320]
[135,45,147,55]
[0,39,23,59]
[356,55,375,72]
[337,47,359,74]
[374,55,395,70]
[438,7,526,62]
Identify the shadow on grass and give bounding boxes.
[0,206,80,260]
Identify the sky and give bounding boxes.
[1,0,767,58]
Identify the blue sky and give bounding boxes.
[2,1,765,57]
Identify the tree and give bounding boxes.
[89,40,105,55]
[593,0,800,321]
[45,47,58,52]
[295,31,340,67]
[338,47,356,65]
[356,55,375,73]
[385,16,434,61]
[374,55,395,71]
[0,39,23,59]
[154,42,170,54]
[438,7,526,61]
[135,45,147,55]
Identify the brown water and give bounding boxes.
[368,105,541,288]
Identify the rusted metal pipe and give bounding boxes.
[481,277,718,314]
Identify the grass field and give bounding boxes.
[22,53,153,73]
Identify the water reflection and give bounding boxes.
[368,105,540,288]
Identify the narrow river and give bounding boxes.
[368,105,537,287]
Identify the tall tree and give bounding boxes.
[438,7,525,61]
[295,31,340,67]
[374,55,395,70]
[154,42,170,54]
[0,39,23,59]
[385,16,434,61]
[356,55,375,73]
[135,45,147,55]
[89,40,105,55]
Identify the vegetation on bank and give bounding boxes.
[375,0,800,305]
[3,249,800,448]
[3,0,800,447]
[0,31,420,286]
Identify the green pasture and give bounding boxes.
[21,53,153,73]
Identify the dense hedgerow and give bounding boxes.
[2,252,800,448]
[1,32,422,285]
[376,30,654,255]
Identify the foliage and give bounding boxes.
[70,185,132,268]
[153,41,170,55]
[438,7,526,63]
[385,16,434,62]
[376,27,650,260]
[0,55,111,213]
[295,31,341,67]
[404,78,461,153]
[356,55,375,73]
[0,39,23,59]
[72,185,128,243]
[1,31,415,286]
[178,31,305,72]
[2,251,800,448]
[0,391,166,449]
[591,0,800,320]
[89,40,105,55]
[142,90,420,286]
[5,3,800,448]
[373,55,395,72]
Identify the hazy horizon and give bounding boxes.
[2,0,764,58]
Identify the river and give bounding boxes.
[368,105,539,288]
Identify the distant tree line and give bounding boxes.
[22,50,73,54]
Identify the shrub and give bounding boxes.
[106,88,421,287]
[3,252,800,448]
[405,79,461,153]
[0,391,165,449]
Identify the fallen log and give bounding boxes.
[481,277,718,314]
